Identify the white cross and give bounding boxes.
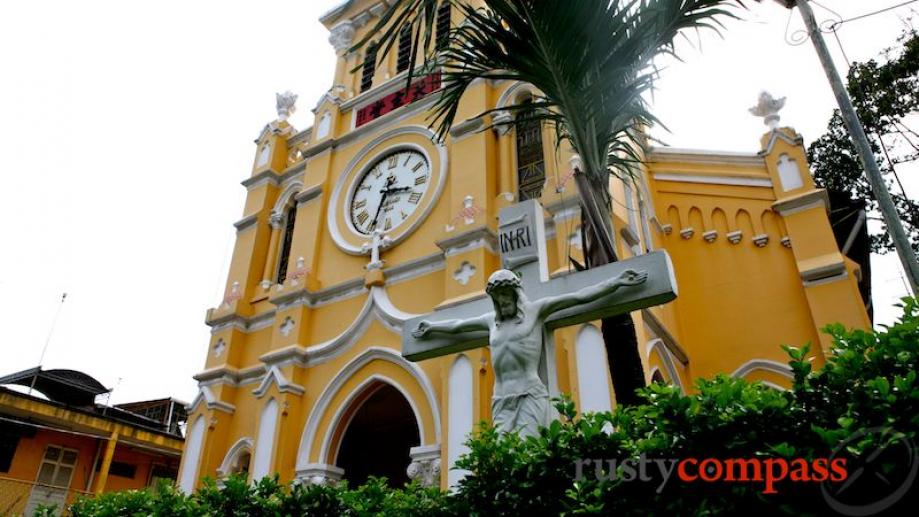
[362,229,393,271]
[402,200,678,392]
[279,317,295,337]
[452,261,477,286]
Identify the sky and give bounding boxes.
[0,0,915,406]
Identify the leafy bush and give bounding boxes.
[56,300,919,516]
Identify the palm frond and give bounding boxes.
[357,0,757,258]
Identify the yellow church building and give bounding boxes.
[177,0,870,492]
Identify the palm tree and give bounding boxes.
[356,0,757,405]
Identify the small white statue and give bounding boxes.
[749,91,786,129]
[412,268,647,437]
[276,91,298,121]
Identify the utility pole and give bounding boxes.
[779,0,919,295]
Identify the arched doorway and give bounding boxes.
[334,383,420,487]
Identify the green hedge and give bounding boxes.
[54,299,919,516]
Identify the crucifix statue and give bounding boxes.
[402,200,677,437]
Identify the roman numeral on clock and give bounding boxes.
[408,192,422,204]
[353,199,366,209]
[414,175,427,186]
[387,156,398,169]
[411,161,425,173]
[355,210,370,226]
[384,218,392,231]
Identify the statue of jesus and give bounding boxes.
[412,268,648,437]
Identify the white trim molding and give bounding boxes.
[272,181,304,217]
[252,365,306,397]
[295,463,345,486]
[233,214,259,233]
[731,359,793,383]
[645,338,685,393]
[771,189,830,217]
[295,346,441,471]
[326,125,448,255]
[648,146,763,167]
[651,172,773,188]
[217,437,254,478]
[186,385,236,414]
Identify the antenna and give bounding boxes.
[102,377,123,416]
[29,292,67,397]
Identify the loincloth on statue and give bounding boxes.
[491,380,550,437]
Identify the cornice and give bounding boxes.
[647,146,763,168]
[435,227,498,258]
[297,88,441,162]
[287,127,313,148]
[340,70,414,111]
[385,252,445,284]
[651,172,773,188]
[193,364,264,387]
[280,161,307,181]
[241,169,282,189]
[758,128,804,156]
[233,214,259,232]
[771,189,830,216]
[295,184,323,206]
[448,117,485,142]
[260,345,309,368]
[270,277,367,312]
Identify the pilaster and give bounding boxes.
[761,127,870,354]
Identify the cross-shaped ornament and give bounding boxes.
[402,200,677,436]
[362,229,393,271]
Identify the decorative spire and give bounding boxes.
[275,91,298,122]
[749,91,786,130]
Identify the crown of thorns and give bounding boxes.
[486,269,521,295]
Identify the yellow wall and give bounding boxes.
[184,0,870,493]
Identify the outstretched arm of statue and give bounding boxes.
[537,269,648,318]
[411,313,491,338]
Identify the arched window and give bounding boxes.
[361,42,378,92]
[275,203,297,284]
[397,25,412,73]
[256,142,271,168]
[515,99,546,201]
[229,450,251,476]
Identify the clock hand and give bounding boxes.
[369,191,389,231]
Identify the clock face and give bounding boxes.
[349,150,431,235]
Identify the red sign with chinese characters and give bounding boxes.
[355,73,442,128]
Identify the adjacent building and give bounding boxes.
[0,367,185,514]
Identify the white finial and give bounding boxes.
[328,20,356,52]
[361,229,392,271]
[276,91,298,121]
[749,91,786,129]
